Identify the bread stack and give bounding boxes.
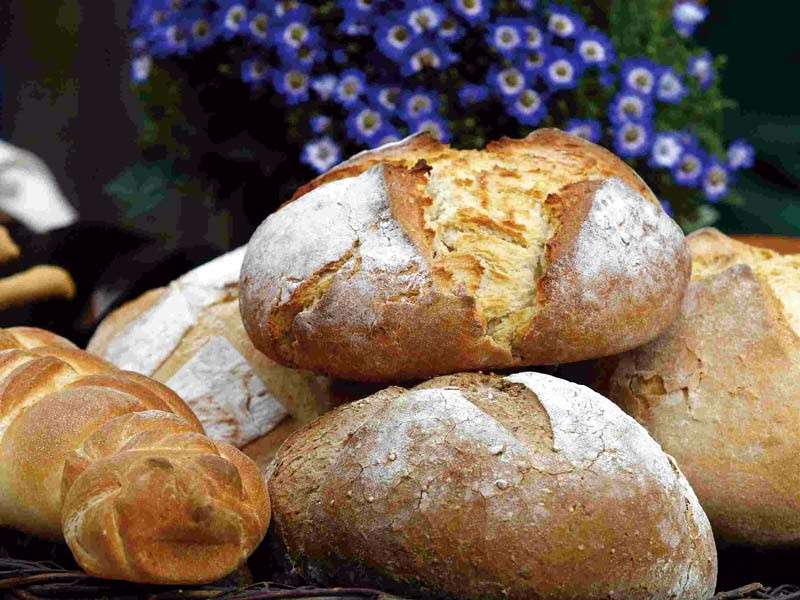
[9,128,796,595]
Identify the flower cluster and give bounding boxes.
[129,0,753,222]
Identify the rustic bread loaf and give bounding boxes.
[0,326,269,583]
[241,129,690,382]
[88,247,339,457]
[604,228,800,545]
[269,371,717,599]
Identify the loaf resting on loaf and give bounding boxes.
[603,228,800,546]
[269,371,717,600]
[241,128,690,382]
[88,246,341,465]
[0,327,269,584]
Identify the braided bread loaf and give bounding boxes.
[0,326,269,583]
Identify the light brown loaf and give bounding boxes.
[604,228,800,545]
[269,371,717,599]
[0,326,269,583]
[241,129,690,382]
[88,247,341,465]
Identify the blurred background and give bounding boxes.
[0,0,798,343]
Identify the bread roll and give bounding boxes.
[241,129,689,382]
[0,326,269,583]
[269,371,717,599]
[88,247,339,456]
[604,228,800,545]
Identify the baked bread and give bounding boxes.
[88,247,339,456]
[0,326,269,583]
[241,129,690,382]
[604,228,800,545]
[269,371,717,599]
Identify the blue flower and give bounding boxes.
[376,126,403,146]
[576,30,614,68]
[487,19,523,57]
[673,1,708,38]
[406,4,446,34]
[375,20,415,60]
[131,55,152,83]
[459,83,490,106]
[346,104,386,143]
[522,24,547,49]
[547,5,584,39]
[214,2,248,39]
[702,160,730,202]
[335,69,367,106]
[153,22,189,56]
[655,67,687,104]
[608,91,653,124]
[278,43,325,69]
[402,40,455,76]
[516,0,537,10]
[272,1,309,19]
[277,18,315,50]
[339,0,377,33]
[613,121,653,158]
[688,52,714,89]
[621,58,659,96]
[185,11,216,50]
[312,74,338,100]
[311,115,332,134]
[401,89,439,122]
[506,89,547,126]
[439,16,464,41]
[273,68,310,104]
[660,199,674,216]
[544,48,582,91]
[727,139,755,170]
[411,115,451,142]
[488,66,527,97]
[247,11,270,44]
[369,85,402,113]
[672,146,706,187]
[564,118,602,143]
[242,57,269,85]
[649,132,684,169]
[518,47,549,75]
[302,137,341,173]
[451,0,492,23]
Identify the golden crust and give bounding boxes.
[604,228,800,545]
[242,129,689,381]
[0,327,269,583]
[269,372,717,599]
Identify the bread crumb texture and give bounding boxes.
[242,129,688,380]
[269,372,717,600]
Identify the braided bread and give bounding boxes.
[0,327,269,583]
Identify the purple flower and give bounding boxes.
[522,24,547,49]
[702,160,731,202]
[451,0,492,23]
[273,68,310,104]
[406,4,446,34]
[302,137,341,173]
[672,147,707,187]
[519,47,549,75]
[506,89,547,125]
[188,13,216,49]
[335,69,367,106]
[247,11,270,44]
[613,121,653,158]
[673,1,708,37]
[608,92,653,124]
[369,85,402,113]
[649,132,684,169]
[621,58,659,96]
[656,68,687,104]
[401,89,439,122]
[488,66,527,97]
[346,104,385,143]
[547,5,584,39]
[488,19,523,57]
[576,30,614,68]
[215,3,248,39]
[564,118,602,143]
[727,139,755,170]
[375,20,415,60]
[242,57,269,85]
[543,48,582,90]
[688,52,714,89]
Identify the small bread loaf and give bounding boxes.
[241,129,690,382]
[88,247,339,455]
[269,371,717,599]
[604,228,800,545]
[0,326,269,583]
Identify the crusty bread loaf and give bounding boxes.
[88,247,340,456]
[269,371,717,599]
[241,129,690,382]
[604,228,800,545]
[0,326,269,583]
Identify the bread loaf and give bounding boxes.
[604,228,800,545]
[269,371,717,599]
[241,129,690,382]
[88,247,339,457]
[0,326,269,583]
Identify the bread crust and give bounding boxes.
[605,228,800,545]
[242,129,689,381]
[269,372,717,599]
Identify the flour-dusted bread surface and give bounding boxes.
[269,372,717,600]
[242,129,690,382]
[88,247,340,452]
[605,228,800,545]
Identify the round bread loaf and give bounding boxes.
[88,247,339,466]
[241,129,690,382]
[269,371,717,599]
[604,228,800,546]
